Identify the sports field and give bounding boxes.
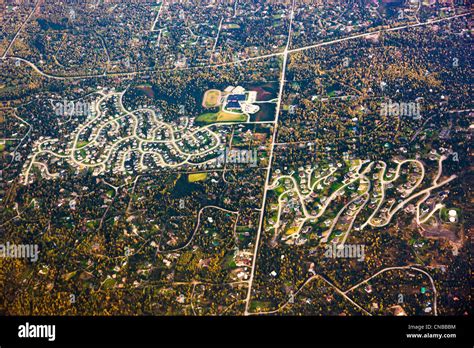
[188,173,208,182]
[195,110,246,124]
[202,89,222,108]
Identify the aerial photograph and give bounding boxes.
[0,0,471,346]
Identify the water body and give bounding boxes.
[250,102,276,122]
